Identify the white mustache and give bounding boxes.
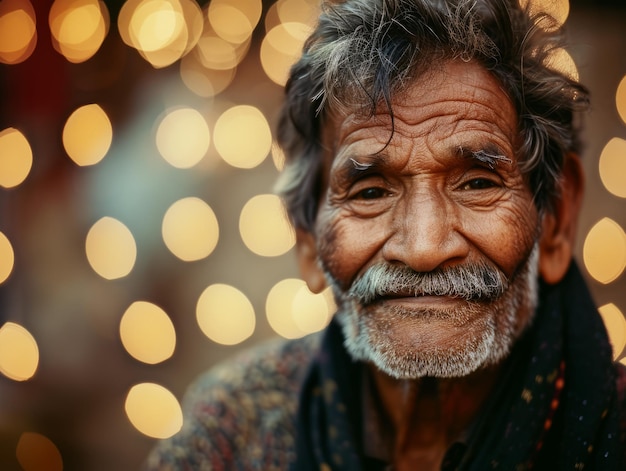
[348,262,509,305]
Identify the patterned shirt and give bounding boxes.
[143,334,321,471]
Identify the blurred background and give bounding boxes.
[0,0,624,469]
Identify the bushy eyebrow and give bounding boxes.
[334,155,384,182]
[350,157,374,170]
[457,145,512,169]
[336,144,513,183]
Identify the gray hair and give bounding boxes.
[275,0,589,232]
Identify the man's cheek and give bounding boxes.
[317,219,383,290]
[462,207,538,276]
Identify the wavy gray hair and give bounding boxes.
[275,0,589,232]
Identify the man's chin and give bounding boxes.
[336,308,511,379]
[328,242,540,379]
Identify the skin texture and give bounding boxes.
[318,60,540,376]
[295,60,584,469]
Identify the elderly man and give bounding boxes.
[145,0,626,469]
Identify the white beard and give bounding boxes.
[328,243,540,379]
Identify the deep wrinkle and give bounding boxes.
[314,60,541,381]
[342,144,513,186]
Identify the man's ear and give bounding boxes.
[539,153,585,284]
[295,228,326,293]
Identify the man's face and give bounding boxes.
[313,60,541,379]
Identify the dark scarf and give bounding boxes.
[291,262,625,470]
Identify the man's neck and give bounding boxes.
[368,363,503,470]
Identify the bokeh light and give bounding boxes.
[196,284,255,345]
[62,104,113,166]
[519,0,570,29]
[276,0,320,25]
[544,47,579,81]
[271,141,285,171]
[208,0,262,45]
[156,107,210,168]
[209,5,251,45]
[266,278,304,339]
[0,322,39,381]
[118,0,203,68]
[213,105,272,169]
[260,22,310,86]
[598,303,626,360]
[292,285,335,334]
[49,0,109,63]
[85,217,137,280]
[0,0,620,469]
[179,50,236,97]
[120,301,176,364]
[617,75,626,126]
[266,279,334,339]
[194,34,242,70]
[264,0,319,34]
[583,217,626,284]
[0,231,14,284]
[0,0,37,65]
[162,197,219,262]
[264,1,281,31]
[16,432,63,471]
[0,127,33,188]
[239,194,295,257]
[125,383,183,439]
[599,137,626,198]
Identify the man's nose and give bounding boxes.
[382,190,470,272]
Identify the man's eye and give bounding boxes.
[460,178,498,190]
[354,187,387,199]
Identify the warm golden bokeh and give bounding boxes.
[265,278,335,339]
[209,4,251,45]
[0,127,33,188]
[264,1,281,32]
[617,75,626,126]
[0,231,14,285]
[194,34,240,70]
[196,284,256,345]
[208,0,262,45]
[62,104,113,166]
[16,432,63,471]
[125,383,183,439]
[599,137,626,199]
[266,278,309,339]
[85,217,137,280]
[0,0,624,466]
[213,105,272,168]
[276,0,319,25]
[519,0,570,29]
[239,194,295,257]
[260,22,310,86]
[598,303,626,360]
[292,285,335,335]
[49,0,109,63]
[156,107,210,168]
[0,322,39,382]
[179,50,236,97]
[0,0,37,64]
[544,47,579,81]
[118,0,202,68]
[271,141,286,171]
[162,197,219,262]
[583,218,626,284]
[120,301,176,364]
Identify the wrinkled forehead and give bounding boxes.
[321,60,519,169]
